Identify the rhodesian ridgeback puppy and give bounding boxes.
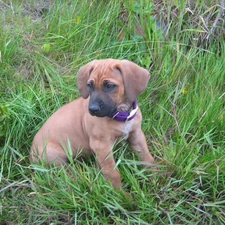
[30,59,154,190]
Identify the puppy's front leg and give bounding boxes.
[128,129,154,166]
[90,139,122,189]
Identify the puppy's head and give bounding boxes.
[77,59,150,117]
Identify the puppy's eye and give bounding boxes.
[87,82,94,91]
[103,82,117,92]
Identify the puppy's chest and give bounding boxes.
[117,121,133,140]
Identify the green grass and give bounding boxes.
[1,0,225,224]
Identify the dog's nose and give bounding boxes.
[89,105,100,115]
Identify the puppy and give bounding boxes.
[30,59,154,189]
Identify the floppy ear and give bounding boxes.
[77,60,96,99]
[118,60,150,102]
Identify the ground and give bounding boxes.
[0,0,225,224]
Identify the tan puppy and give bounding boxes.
[30,59,154,189]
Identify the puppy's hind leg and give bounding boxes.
[31,143,68,167]
[47,144,69,166]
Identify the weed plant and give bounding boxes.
[0,0,225,224]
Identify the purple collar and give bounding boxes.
[108,101,138,122]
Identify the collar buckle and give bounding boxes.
[126,106,138,121]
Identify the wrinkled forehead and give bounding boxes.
[89,59,123,83]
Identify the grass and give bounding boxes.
[1,0,225,224]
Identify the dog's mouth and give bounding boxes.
[89,109,117,117]
[88,103,117,117]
